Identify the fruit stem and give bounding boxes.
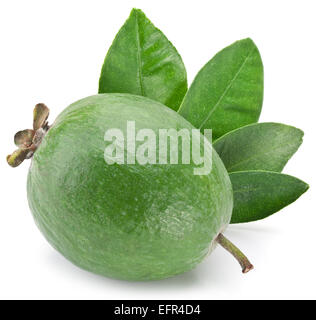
[216,233,254,273]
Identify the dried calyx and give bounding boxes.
[7,103,50,167]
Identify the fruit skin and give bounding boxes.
[27,93,233,281]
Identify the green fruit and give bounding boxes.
[26,93,233,280]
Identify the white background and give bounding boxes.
[0,0,315,300]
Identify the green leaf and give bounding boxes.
[230,171,309,223]
[213,122,303,173]
[98,8,187,111]
[178,38,263,139]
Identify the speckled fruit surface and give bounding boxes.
[27,93,233,281]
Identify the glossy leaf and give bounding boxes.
[98,8,187,111]
[178,38,263,139]
[213,122,303,172]
[230,171,309,223]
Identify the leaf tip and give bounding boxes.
[239,37,260,51]
[302,181,310,193]
[297,127,305,140]
[243,37,254,43]
[130,8,144,17]
[293,178,309,203]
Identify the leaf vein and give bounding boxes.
[226,143,295,172]
[199,47,255,130]
[135,12,145,96]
